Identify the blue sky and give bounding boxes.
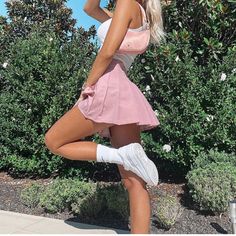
[0,0,108,31]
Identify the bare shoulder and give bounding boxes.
[111,0,134,20]
[113,0,137,21]
[114,0,134,11]
[97,0,134,57]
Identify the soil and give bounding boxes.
[0,171,233,234]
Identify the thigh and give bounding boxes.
[109,123,141,148]
[110,124,145,186]
[45,106,113,150]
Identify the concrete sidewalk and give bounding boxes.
[0,210,130,234]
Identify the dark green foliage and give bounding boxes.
[0,29,97,177]
[130,42,236,175]
[129,1,236,173]
[186,162,236,214]
[1,0,235,180]
[162,0,236,64]
[0,15,9,53]
[4,0,76,42]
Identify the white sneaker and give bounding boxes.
[117,143,159,186]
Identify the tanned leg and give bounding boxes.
[44,106,113,161]
[110,124,151,234]
[44,106,151,233]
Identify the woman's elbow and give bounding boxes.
[99,48,116,59]
[83,3,94,14]
[83,6,91,14]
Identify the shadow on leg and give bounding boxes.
[109,124,151,234]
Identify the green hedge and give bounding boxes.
[186,162,236,214]
[0,29,101,177]
[191,148,236,170]
[129,0,236,174]
[130,40,235,175]
[20,178,129,220]
[1,0,235,179]
[162,0,236,64]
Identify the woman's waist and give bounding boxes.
[110,57,128,73]
[112,54,136,71]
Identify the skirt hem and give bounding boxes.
[76,105,160,139]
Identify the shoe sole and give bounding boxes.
[130,143,159,186]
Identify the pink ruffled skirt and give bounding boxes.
[73,58,160,139]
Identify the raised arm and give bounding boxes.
[83,0,113,23]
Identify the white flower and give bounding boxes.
[206,114,214,122]
[141,139,144,145]
[145,85,151,95]
[154,110,159,116]
[141,58,146,63]
[49,37,53,42]
[24,16,27,22]
[232,68,236,74]
[163,144,171,152]
[145,85,150,92]
[12,117,16,121]
[27,108,31,112]
[175,55,180,62]
[2,62,8,68]
[220,72,226,81]
[150,74,155,81]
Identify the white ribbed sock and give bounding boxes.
[96,144,124,165]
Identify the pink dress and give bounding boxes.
[73,3,160,139]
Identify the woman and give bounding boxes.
[44,0,165,233]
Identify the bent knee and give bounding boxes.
[121,177,147,191]
[44,131,60,154]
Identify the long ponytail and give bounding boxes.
[144,0,166,45]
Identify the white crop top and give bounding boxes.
[97,3,148,71]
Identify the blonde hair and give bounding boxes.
[144,0,167,45]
